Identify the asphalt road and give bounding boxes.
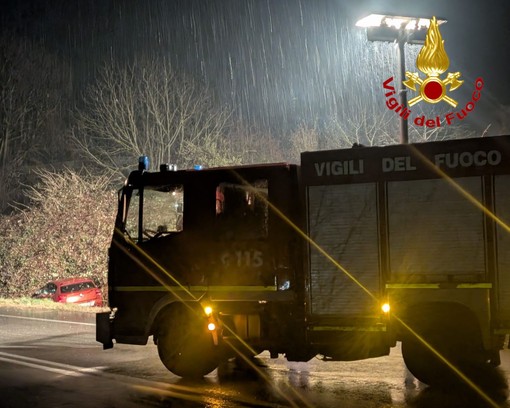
[1,306,509,408]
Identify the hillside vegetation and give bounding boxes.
[0,169,115,298]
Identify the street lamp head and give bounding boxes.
[355,14,445,29]
[356,14,446,44]
[355,13,447,144]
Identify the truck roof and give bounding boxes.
[301,135,510,185]
[125,161,300,188]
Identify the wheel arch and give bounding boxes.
[145,293,203,340]
[395,301,486,349]
[398,301,495,385]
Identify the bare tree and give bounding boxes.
[284,25,480,161]
[73,57,244,176]
[324,108,398,149]
[0,34,71,212]
[284,103,479,163]
[287,123,321,163]
[323,106,477,150]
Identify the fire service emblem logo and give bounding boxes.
[382,16,484,128]
[404,16,462,107]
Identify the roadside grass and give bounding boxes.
[0,297,108,313]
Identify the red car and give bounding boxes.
[32,277,103,307]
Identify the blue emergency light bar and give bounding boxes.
[138,156,149,171]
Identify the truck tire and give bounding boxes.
[402,330,451,386]
[156,304,219,378]
[401,306,485,387]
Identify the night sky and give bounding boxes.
[2,0,510,137]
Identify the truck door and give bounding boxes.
[303,174,389,360]
[494,174,510,328]
[307,183,381,317]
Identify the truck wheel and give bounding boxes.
[402,331,449,386]
[156,304,219,378]
[401,313,484,387]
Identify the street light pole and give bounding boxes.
[397,35,409,144]
[356,14,446,145]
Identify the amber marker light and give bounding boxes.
[382,303,391,314]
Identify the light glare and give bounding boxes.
[355,14,383,28]
[355,14,445,30]
[382,303,391,313]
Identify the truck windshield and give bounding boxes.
[125,185,183,241]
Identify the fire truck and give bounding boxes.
[97,135,510,385]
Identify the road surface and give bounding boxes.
[0,306,509,407]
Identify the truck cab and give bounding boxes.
[98,161,306,377]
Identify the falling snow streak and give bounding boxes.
[2,0,480,137]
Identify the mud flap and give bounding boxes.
[96,312,114,349]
